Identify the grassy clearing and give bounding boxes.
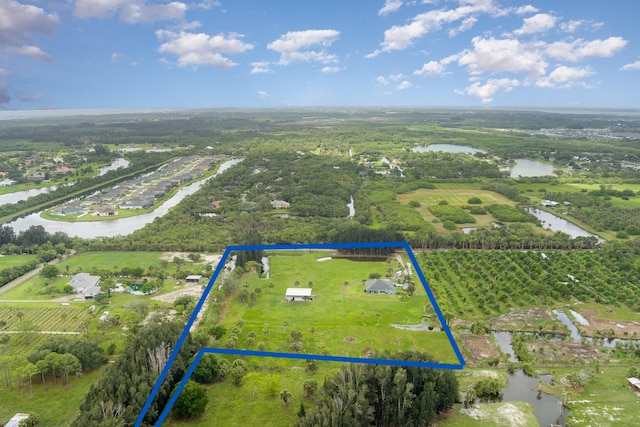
[543,367,639,427]
[60,251,167,272]
[0,254,38,269]
[397,186,517,231]
[216,251,459,364]
[398,185,515,207]
[0,366,107,426]
[166,358,340,427]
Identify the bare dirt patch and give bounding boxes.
[459,333,501,362]
[160,252,221,265]
[576,308,640,339]
[489,308,560,334]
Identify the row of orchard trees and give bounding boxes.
[0,336,106,396]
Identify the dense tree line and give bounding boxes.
[295,351,458,427]
[72,320,198,427]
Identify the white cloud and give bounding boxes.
[267,29,340,65]
[560,19,583,33]
[379,0,403,16]
[368,0,505,56]
[514,5,538,15]
[321,66,341,73]
[449,16,477,37]
[389,73,406,81]
[514,13,556,35]
[545,37,628,62]
[397,80,413,90]
[457,36,548,77]
[257,91,269,98]
[250,61,272,74]
[459,78,519,103]
[374,76,389,85]
[74,0,187,23]
[111,52,124,62]
[0,0,58,61]
[156,30,253,68]
[5,45,52,62]
[621,61,640,71]
[536,65,594,88]
[414,60,448,76]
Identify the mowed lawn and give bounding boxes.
[217,251,459,364]
[0,254,38,269]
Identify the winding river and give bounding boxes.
[6,158,243,239]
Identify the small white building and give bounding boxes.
[285,287,313,302]
[186,275,204,284]
[5,413,30,427]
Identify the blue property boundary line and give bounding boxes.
[135,242,465,426]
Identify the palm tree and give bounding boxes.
[280,389,292,407]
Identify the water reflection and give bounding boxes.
[508,159,555,178]
[528,208,604,242]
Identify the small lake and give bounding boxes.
[528,208,604,242]
[501,370,570,427]
[412,144,486,155]
[6,158,243,238]
[97,158,130,176]
[507,159,555,178]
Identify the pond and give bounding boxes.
[411,144,486,154]
[528,208,604,242]
[6,158,244,238]
[97,158,130,176]
[501,370,570,427]
[506,159,555,178]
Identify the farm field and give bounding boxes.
[214,250,460,365]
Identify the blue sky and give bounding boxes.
[1,0,640,110]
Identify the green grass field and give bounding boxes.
[0,366,107,427]
[216,251,459,364]
[165,358,339,427]
[0,254,37,269]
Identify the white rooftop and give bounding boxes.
[285,288,312,297]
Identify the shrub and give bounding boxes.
[467,197,482,204]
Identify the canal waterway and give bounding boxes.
[528,208,604,242]
[6,158,243,238]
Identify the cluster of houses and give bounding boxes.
[52,156,216,216]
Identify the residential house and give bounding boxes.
[68,273,101,298]
[52,205,84,216]
[364,279,396,295]
[94,205,117,216]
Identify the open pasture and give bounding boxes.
[0,254,37,269]
[216,251,459,364]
